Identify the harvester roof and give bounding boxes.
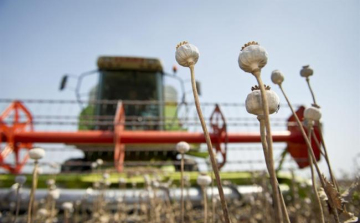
[97,56,163,72]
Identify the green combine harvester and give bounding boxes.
[0,56,316,208]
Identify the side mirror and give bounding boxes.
[196,81,201,96]
[59,75,68,91]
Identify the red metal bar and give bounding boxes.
[2,130,300,144]
[0,100,316,174]
[114,101,125,172]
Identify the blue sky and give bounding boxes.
[0,1,359,176]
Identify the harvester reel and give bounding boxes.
[0,101,33,174]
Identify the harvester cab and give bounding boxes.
[62,57,165,130]
[94,57,167,131]
[59,56,200,172]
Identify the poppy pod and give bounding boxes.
[29,148,45,160]
[37,208,48,217]
[62,202,74,212]
[175,41,199,67]
[49,189,61,200]
[197,173,212,187]
[304,106,322,121]
[96,159,103,166]
[271,70,284,85]
[176,141,190,154]
[245,86,280,116]
[238,41,268,74]
[300,65,313,78]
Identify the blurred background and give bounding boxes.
[0,0,359,178]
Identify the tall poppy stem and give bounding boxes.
[27,161,39,223]
[278,84,340,223]
[254,72,284,223]
[180,153,185,223]
[189,65,230,223]
[307,125,325,223]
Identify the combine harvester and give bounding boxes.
[0,57,321,212]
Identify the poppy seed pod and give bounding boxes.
[37,208,48,217]
[11,184,18,191]
[103,173,110,179]
[300,65,313,78]
[49,189,60,200]
[86,187,93,196]
[238,42,268,74]
[62,202,74,212]
[304,106,322,121]
[175,41,199,67]
[96,159,103,166]
[119,178,126,185]
[91,162,97,169]
[197,173,212,187]
[271,70,284,85]
[245,86,280,116]
[176,141,190,154]
[29,148,45,160]
[46,179,55,186]
[15,175,27,185]
[93,182,100,188]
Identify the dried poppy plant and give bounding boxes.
[175,41,230,223]
[27,148,45,223]
[239,42,289,223]
[300,65,339,191]
[14,175,26,223]
[304,105,326,223]
[271,69,340,223]
[197,173,212,223]
[176,141,190,223]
